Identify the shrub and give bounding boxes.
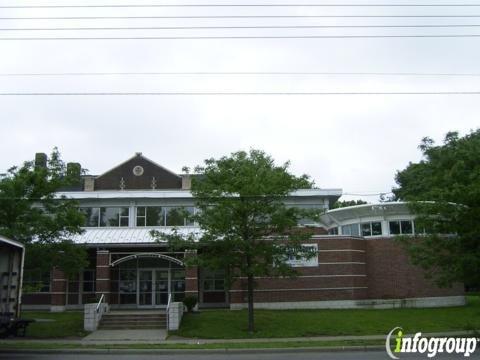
[183,296,198,312]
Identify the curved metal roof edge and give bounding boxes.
[0,235,25,249]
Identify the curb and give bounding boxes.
[0,345,385,355]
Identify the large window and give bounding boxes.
[202,270,225,292]
[23,270,51,293]
[81,207,100,227]
[389,220,414,235]
[82,270,96,293]
[328,227,339,235]
[341,223,360,236]
[118,268,137,304]
[136,206,195,227]
[80,207,129,227]
[136,206,164,226]
[361,222,383,237]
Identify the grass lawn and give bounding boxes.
[21,311,88,338]
[173,296,480,339]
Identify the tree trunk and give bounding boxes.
[247,273,254,333]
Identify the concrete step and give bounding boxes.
[99,312,167,330]
[102,315,166,320]
[101,320,166,325]
[98,324,166,330]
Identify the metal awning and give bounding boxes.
[70,227,201,245]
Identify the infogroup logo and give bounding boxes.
[386,327,479,359]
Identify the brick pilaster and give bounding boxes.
[184,250,199,300]
[50,267,66,312]
[95,250,111,303]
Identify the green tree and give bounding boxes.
[153,149,319,333]
[393,130,480,288]
[331,199,368,209]
[0,148,88,278]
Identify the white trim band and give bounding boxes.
[230,287,368,292]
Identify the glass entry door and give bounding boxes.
[154,270,169,306]
[138,269,169,307]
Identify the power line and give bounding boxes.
[2,24,480,31]
[1,91,480,95]
[2,71,480,77]
[4,15,480,20]
[343,192,393,196]
[3,3,480,8]
[3,34,480,40]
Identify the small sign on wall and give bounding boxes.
[286,244,318,267]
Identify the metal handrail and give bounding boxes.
[166,292,172,331]
[96,293,105,313]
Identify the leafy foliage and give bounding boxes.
[0,148,88,278]
[153,149,320,332]
[393,130,480,287]
[331,199,368,209]
[183,295,198,312]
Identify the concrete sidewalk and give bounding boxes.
[0,330,475,346]
[82,329,167,342]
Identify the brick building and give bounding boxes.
[22,153,464,312]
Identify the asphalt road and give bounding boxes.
[1,351,479,360]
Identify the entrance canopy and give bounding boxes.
[111,253,184,267]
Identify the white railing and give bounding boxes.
[84,293,109,331]
[166,292,172,330]
[96,293,105,314]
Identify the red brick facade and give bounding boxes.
[365,238,463,299]
[22,235,464,310]
[228,236,463,306]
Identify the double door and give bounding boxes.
[138,269,169,307]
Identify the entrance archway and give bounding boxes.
[110,253,185,308]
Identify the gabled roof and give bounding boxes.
[96,152,180,180]
[93,152,183,191]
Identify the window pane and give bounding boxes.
[146,207,164,226]
[389,221,401,235]
[83,282,95,292]
[120,216,129,227]
[350,223,360,236]
[100,207,120,227]
[80,207,99,227]
[361,223,371,237]
[83,270,94,281]
[120,207,129,217]
[401,220,413,234]
[165,207,184,226]
[23,270,51,293]
[172,270,185,279]
[214,280,225,291]
[184,207,195,226]
[137,207,145,217]
[136,216,145,227]
[328,227,338,235]
[372,222,382,236]
[203,280,213,291]
[341,225,351,235]
[173,280,185,292]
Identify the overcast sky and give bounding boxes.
[0,0,479,201]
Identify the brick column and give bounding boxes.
[50,267,67,312]
[184,250,199,305]
[95,250,111,303]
